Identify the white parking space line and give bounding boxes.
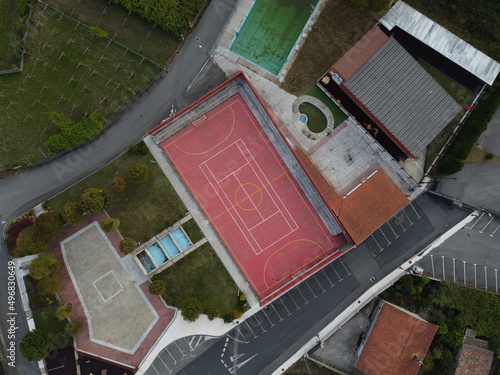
[480,217,494,233]
[313,274,326,293]
[287,292,300,310]
[261,309,275,328]
[474,264,477,288]
[463,261,467,286]
[410,202,421,219]
[174,341,186,357]
[271,303,283,321]
[159,353,172,370]
[331,265,343,282]
[379,227,391,245]
[467,212,484,229]
[442,256,445,280]
[484,267,488,291]
[296,286,309,304]
[244,321,258,338]
[304,280,317,298]
[321,269,334,287]
[453,258,456,282]
[490,225,500,237]
[371,234,383,251]
[430,254,435,278]
[387,222,399,239]
[278,297,292,316]
[402,208,413,225]
[166,348,177,364]
[340,259,352,276]
[251,315,267,333]
[495,269,498,294]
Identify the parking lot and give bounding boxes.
[416,210,500,294]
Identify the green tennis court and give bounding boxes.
[230,0,319,76]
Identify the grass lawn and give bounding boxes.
[465,147,500,164]
[46,147,186,242]
[181,219,204,243]
[45,0,180,66]
[419,60,476,107]
[425,115,462,173]
[299,102,327,133]
[0,4,161,169]
[283,0,382,95]
[285,358,340,375]
[0,0,17,69]
[155,243,239,318]
[306,85,347,127]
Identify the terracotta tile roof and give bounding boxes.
[294,149,408,244]
[331,25,389,81]
[455,345,494,375]
[336,170,409,244]
[355,302,438,375]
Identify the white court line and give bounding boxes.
[248,211,280,231]
[480,217,494,233]
[236,141,298,232]
[234,172,265,222]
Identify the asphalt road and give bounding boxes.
[145,192,471,375]
[0,1,237,374]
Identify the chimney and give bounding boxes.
[412,355,423,365]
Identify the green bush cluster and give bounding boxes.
[149,280,166,295]
[61,201,84,225]
[29,254,60,280]
[111,176,126,192]
[100,217,120,232]
[129,164,148,183]
[119,237,136,254]
[64,321,82,337]
[79,188,108,213]
[180,298,203,322]
[44,111,103,155]
[129,141,149,155]
[56,304,73,321]
[20,329,53,361]
[110,0,205,36]
[440,79,500,175]
[207,308,220,321]
[15,213,63,257]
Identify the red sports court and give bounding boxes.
[155,74,348,301]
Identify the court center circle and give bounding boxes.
[234,183,263,211]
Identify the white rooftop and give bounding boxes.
[380,1,500,85]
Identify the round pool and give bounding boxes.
[298,102,327,133]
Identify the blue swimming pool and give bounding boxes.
[171,228,191,251]
[159,235,180,259]
[137,251,156,272]
[147,243,167,266]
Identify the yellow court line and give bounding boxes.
[234,183,263,211]
[211,172,286,221]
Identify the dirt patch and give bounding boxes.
[283,0,383,96]
[285,357,340,375]
[465,147,500,164]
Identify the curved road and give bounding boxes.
[0,1,237,374]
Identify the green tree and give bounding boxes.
[29,254,60,280]
[56,304,73,321]
[180,298,203,322]
[129,141,149,155]
[34,212,63,241]
[129,164,148,183]
[88,26,108,39]
[148,280,166,295]
[119,237,136,254]
[37,274,61,295]
[111,176,126,192]
[207,308,220,321]
[61,201,83,225]
[100,218,120,232]
[65,321,82,337]
[20,329,53,361]
[15,226,50,256]
[79,188,108,213]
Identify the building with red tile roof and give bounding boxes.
[455,329,494,375]
[354,300,438,375]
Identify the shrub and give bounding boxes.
[61,201,83,225]
[348,0,393,12]
[88,26,108,39]
[100,218,120,232]
[56,304,72,321]
[35,212,63,241]
[6,218,34,250]
[239,294,246,302]
[180,298,203,322]
[223,314,234,324]
[20,329,53,361]
[119,237,136,254]
[129,141,149,155]
[37,274,61,295]
[232,309,243,320]
[79,188,108,213]
[29,254,60,280]
[111,176,126,192]
[15,226,50,257]
[129,164,148,183]
[207,308,220,321]
[485,152,494,160]
[149,280,166,295]
[65,321,82,337]
[45,111,104,155]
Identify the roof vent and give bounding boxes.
[413,355,423,365]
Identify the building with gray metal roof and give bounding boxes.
[380,1,500,86]
[344,37,462,157]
